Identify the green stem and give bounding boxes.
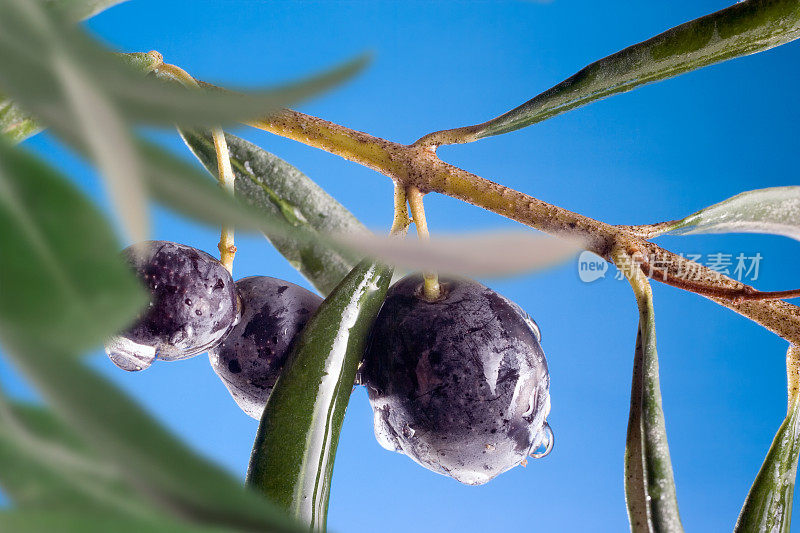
[211,127,236,274]
[153,61,238,273]
[406,185,440,301]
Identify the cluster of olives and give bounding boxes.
[106,240,552,485]
[105,240,321,416]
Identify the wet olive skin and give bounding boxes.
[209,276,322,419]
[361,274,550,485]
[105,241,239,371]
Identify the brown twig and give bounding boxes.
[159,69,800,344]
[635,258,800,303]
[244,106,800,343]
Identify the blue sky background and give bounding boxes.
[2,1,800,531]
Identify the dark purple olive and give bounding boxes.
[360,274,552,485]
[104,241,239,371]
[209,276,322,419]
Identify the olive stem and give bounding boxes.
[211,128,236,274]
[151,61,196,88]
[151,59,236,273]
[406,185,440,301]
[390,182,411,237]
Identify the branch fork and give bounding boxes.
[152,54,800,345]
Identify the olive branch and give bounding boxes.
[1,1,800,532]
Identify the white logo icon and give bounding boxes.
[577,251,607,283]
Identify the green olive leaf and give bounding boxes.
[40,120,355,283]
[53,52,148,243]
[43,0,129,21]
[424,0,800,143]
[0,393,153,518]
[0,0,366,239]
[247,260,393,529]
[0,127,307,531]
[0,333,303,532]
[180,129,365,296]
[623,265,683,533]
[133,138,285,233]
[734,345,800,533]
[0,139,145,353]
[0,1,154,241]
[0,0,129,142]
[0,0,369,132]
[661,186,800,241]
[0,53,154,145]
[137,137,362,267]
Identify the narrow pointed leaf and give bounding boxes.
[51,128,357,278]
[44,0,130,21]
[0,396,153,518]
[0,0,369,134]
[0,139,145,352]
[21,97,343,261]
[143,54,371,128]
[432,0,800,142]
[0,52,157,145]
[734,345,800,533]
[623,269,683,532]
[180,129,364,295]
[137,138,350,256]
[0,333,302,532]
[247,260,393,529]
[54,53,147,243]
[659,186,800,240]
